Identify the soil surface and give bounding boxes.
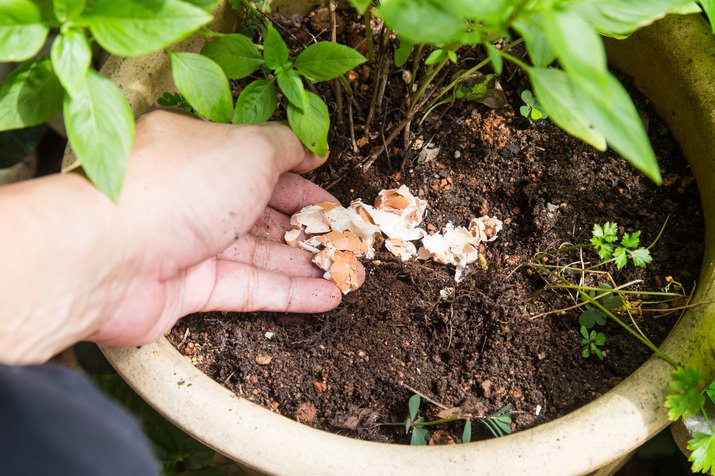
[168,8,704,445]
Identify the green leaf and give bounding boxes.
[0,0,50,62]
[408,394,421,421]
[424,49,447,66]
[570,72,661,183]
[200,34,264,79]
[526,67,606,151]
[394,37,414,68]
[51,29,92,96]
[287,90,329,157]
[620,231,640,249]
[485,43,502,75]
[170,51,233,123]
[579,308,607,329]
[665,366,706,421]
[377,0,471,45]
[613,247,628,269]
[519,105,530,118]
[84,0,212,57]
[707,379,715,404]
[544,8,608,86]
[513,16,556,68]
[294,41,366,82]
[574,0,699,38]
[233,79,277,124]
[263,23,289,71]
[276,68,306,110]
[410,424,427,445]
[182,0,219,11]
[603,222,618,239]
[688,432,715,475]
[64,70,134,201]
[629,248,653,268]
[347,0,371,14]
[593,331,606,346]
[462,419,472,443]
[0,57,63,131]
[53,0,85,21]
[701,0,715,34]
[521,90,534,106]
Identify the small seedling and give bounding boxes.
[405,394,428,445]
[399,394,512,445]
[519,89,547,120]
[479,403,514,438]
[580,326,606,360]
[578,284,622,329]
[590,222,653,270]
[157,91,193,112]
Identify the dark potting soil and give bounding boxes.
[168,9,704,445]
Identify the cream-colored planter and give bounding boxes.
[88,7,715,475]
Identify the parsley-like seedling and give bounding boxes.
[590,222,653,270]
[665,366,706,421]
[580,326,606,360]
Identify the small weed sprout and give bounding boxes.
[397,394,512,445]
[580,326,606,360]
[519,90,547,121]
[157,91,193,112]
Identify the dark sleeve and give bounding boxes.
[0,363,159,476]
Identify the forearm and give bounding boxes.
[0,172,133,364]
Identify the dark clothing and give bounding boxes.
[0,364,159,476]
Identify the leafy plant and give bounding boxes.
[528,219,715,473]
[344,0,715,182]
[199,23,365,156]
[0,0,217,200]
[519,89,547,120]
[591,222,653,269]
[400,393,512,445]
[479,403,514,438]
[580,325,607,360]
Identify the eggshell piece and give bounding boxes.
[385,238,417,261]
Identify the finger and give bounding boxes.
[193,261,343,314]
[217,235,324,278]
[250,207,292,242]
[254,122,328,174]
[268,172,340,215]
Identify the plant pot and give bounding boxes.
[74,5,715,475]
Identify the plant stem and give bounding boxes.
[425,38,525,114]
[363,8,374,62]
[580,291,680,368]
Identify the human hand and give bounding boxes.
[84,111,363,346]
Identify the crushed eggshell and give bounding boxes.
[284,185,503,292]
[385,238,417,262]
[421,223,480,282]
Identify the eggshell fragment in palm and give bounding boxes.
[319,249,360,294]
[289,202,337,234]
[306,230,368,257]
[385,238,417,261]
